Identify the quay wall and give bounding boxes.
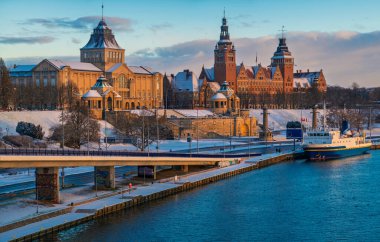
[10,152,300,242]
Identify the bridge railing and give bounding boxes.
[0,148,260,159]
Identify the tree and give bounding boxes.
[16,121,45,139]
[0,58,14,109]
[50,102,100,149]
[108,110,174,151]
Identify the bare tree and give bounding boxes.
[0,58,14,109]
[50,102,100,149]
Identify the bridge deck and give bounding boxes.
[0,155,233,168]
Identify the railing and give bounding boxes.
[0,148,260,159]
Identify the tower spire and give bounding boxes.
[101,2,104,20]
[279,25,286,39]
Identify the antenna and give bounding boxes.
[224,7,225,18]
[255,52,258,65]
[278,25,286,39]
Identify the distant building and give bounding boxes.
[10,16,163,112]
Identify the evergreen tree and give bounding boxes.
[0,58,14,109]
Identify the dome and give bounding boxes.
[82,90,101,99]
[211,93,227,101]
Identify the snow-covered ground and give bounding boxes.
[250,109,313,130]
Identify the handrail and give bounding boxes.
[0,148,260,159]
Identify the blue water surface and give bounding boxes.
[56,151,380,241]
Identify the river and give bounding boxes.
[51,150,380,241]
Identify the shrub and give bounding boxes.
[16,121,45,139]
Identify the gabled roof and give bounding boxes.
[46,59,101,72]
[128,66,155,75]
[9,65,36,77]
[293,71,321,88]
[203,67,215,81]
[173,70,199,92]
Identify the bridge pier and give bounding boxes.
[181,165,189,173]
[138,166,157,179]
[94,166,115,189]
[35,167,60,203]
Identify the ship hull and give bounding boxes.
[303,145,371,161]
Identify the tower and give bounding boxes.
[80,8,125,71]
[271,27,294,93]
[214,12,237,89]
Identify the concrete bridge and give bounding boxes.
[0,151,247,203]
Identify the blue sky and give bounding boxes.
[1,0,380,87]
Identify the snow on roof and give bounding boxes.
[46,59,101,72]
[81,20,123,50]
[173,70,199,92]
[294,78,311,88]
[106,63,123,72]
[204,68,214,81]
[211,93,227,101]
[208,82,220,93]
[294,71,321,87]
[82,90,102,98]
[128,66,153,75]
[9,65,36,77]
[10,65,36,72]
[130,110,155,116]
[174,109,214,118]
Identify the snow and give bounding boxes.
[128,66,152,74]
[211,92,227,101]
[0,111,61,137]
[174,109,214,118]
[173,70,199,92]
[250,109,313,130]
[106,63,123,72]
[82,90,102,98]
[47,59,101,72]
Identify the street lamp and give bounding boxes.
[196,108,199,153]
[35,170,39,214]
[61,105,65,189]
[87,100,90,156]
[156,107,159,153]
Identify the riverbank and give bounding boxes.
[0,151,301,242]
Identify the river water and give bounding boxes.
[53,150,380,241]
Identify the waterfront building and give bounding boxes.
[10,16,163,112]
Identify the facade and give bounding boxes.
[197,15,328,109]
[10,17,163,112]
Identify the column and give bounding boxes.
[181,165,189,173]
[35,167,60,203]
[94,166,115,189]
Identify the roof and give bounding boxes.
[293,71,321,88]
[9,65,36,77]
[128,66,154,75]
[211,93,227,101]
[293,78,311,88]
[208,82,220,93]
[82,90,102,98]
[173,70,199,92]
[174,109,214,118]
[106,63,123,72]
[203,68,215,81]
[46,59,101,72]
[81,19,123,50]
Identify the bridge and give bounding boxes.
[0,148,255,203]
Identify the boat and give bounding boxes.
[302,129,371,161]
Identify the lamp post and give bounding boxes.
[87,100,90,156]
[229,117,232,150]
[223,118,226,159]
[156,107,159,153]
[61,106,65,189]
[35,170,39,214]
[95,172,98,197]
[196,108,199,153]
[104,109,108,151]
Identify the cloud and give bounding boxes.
[24,16,133,32]
[149,23,172,33]
[0,36,55,44]
[71,38,81,44]
[6,31,380,87]
[127,31,380,87]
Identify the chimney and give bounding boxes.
[307,69,309,73]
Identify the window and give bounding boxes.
[36,79,40,87]
[44,78,48,87]
[51,78,56,86]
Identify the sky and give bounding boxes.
[1,0,380,87]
